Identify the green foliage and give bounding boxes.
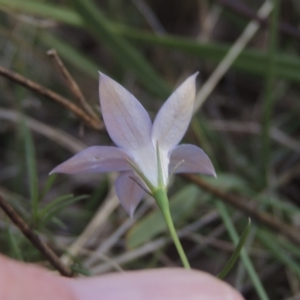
[3,1,300,83]
[218,202,269,300]
[218,218,251,279]
[258,230,300,278]
[20,119,39,223]
[36,194,88,229]
[0,0,299,298]
[7,227,23,260]
[71,0,171,97]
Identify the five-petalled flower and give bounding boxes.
[50,72,216,217]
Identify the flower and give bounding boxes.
[50,72,216,217]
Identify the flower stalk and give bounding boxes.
[153,188,191,269]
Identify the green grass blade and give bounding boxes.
[0,0,82,26]
[218,218,251,279]
[71,0,170,97]
[7,227,23,260]
[40,195,88,227]
[2,0,300,82]
[256,195,300,215]
[39,174,57,201]
[257,230,300,277]
[20,120,39,222]
[38,194,74,218]
[217,202,269,300]
[0,0,170,95]
[113,26,300,82]
[50,217,68,230]
[278,238,300,260]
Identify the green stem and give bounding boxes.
[153,188,190,269]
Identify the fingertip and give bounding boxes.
[68,268,244,300]
[0,254,75,300]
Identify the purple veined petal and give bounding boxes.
[169,144,216,177]
[115,172,145,218]
[49,146,131,175]
[99,72,153,152]
[152,73,198,151]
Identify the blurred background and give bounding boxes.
[0,0,300,299]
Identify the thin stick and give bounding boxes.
[194,1,273,111]
[0,64,103,130]
[184,174,300,247]
[218,0,300,40]
[47,49,98,119]
[0,193,73,277]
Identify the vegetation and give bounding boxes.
[0,0,300,299]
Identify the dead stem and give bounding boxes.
[47,49,99,119]
[184,174,300,247]
[0,193,73,277]
[0,64,103,130]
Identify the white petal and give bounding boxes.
[115,172,145,218]
[50,146,131,175]
[169,144,216,177]
[152,73,198,151]
[130,147,158,187]
[99,72,152,152]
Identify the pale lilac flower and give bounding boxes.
[50,73,215,217]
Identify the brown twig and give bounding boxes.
[0,64,103,130]
[184,174,300,247]
[47,49,99,119]
[218,0,300,40]
[0,193,73,277]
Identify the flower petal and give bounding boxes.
[169,144,216,177]
[99,72,152,152]
[115,172,145,218]
[152,73,198,151]
[50,146,131,175]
